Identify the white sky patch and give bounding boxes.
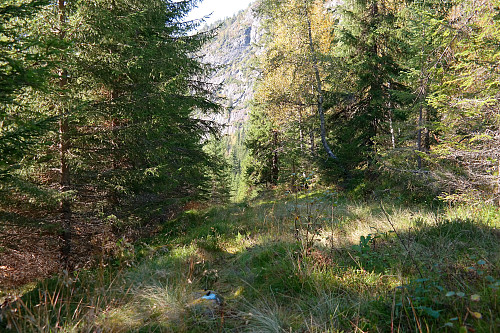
[186,0,255,27]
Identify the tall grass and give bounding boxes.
[1,268,131,332]
[2,191,499,332]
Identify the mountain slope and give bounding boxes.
[202,1,263,135]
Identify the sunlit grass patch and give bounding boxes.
[98,305,144,332]
[310,267,402,295]
[243,296,293,333]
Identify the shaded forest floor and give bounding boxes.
[0,206,166,290]
[2,190,500,332]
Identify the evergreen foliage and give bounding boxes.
[244,105,280,186]
[0,0,53,180]
[428,1,500,204]
[0,0,223,269]
[330,0,411,175]
[70,0,221,208]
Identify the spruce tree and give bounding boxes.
[395,0,456,172]
[244,106,280,186]
[2,0,222,269]
[331,0,410,174]
[71,0,220,212]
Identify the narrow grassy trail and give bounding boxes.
[4,193,500,332]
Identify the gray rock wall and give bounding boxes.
[201,2,263,135]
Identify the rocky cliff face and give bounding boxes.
[201,2,263,135]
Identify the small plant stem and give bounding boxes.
[73,298,84,320]
[305,202,311,250]
[330,211,335,254]
[407,296,423,333]
[346,250,364,271]
[218,304,224,333]
[349,319,367,333]
[294,191,299,240]
[391,290,396,333]
[399,291,405,332]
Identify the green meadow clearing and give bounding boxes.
[4,190,499,332]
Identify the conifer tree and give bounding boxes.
[394,0,456,172]
[2,0,222,269]
[244,105,281,186]
[331,0,409,174]
[70,0,220,211]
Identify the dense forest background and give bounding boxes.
[241,0,500,206]
[0,0,499,331]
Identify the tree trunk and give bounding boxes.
[424,109,430,152]
[387,82,395,149]
[417,16,430,170]
[60,114,71,269]
[310,126,315,157]
[389,111,396,149]
[370,0,379,153]
[109,89,120,204]
[58,0,72,270]
[307,18,338,161]
[291,162,296,192]
[417,69,429,170]
[417,100,423,170]
[271,130,279,185]
[298,109,304,153]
